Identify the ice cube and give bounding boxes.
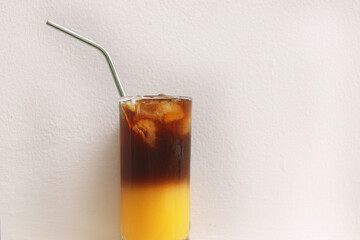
[161,101,184,123]
[132,119,157,148]
[135,100,184,122]
[177,115,191,136]
[126,101,136,112]
[135,101,159,120]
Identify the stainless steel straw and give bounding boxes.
[46,20,126,97]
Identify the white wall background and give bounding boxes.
[1,1,360,239]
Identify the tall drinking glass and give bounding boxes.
[120,95,192,240]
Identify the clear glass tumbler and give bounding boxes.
[120,95,192,240]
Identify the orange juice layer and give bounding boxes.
[121,182,190,240]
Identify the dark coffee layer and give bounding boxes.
[120,98,191,185]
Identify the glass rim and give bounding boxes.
[119,95,192,102]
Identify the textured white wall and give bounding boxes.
[1,0,360,239]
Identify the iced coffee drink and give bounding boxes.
[120,95,192,240]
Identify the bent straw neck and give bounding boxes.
[46,20,126,97]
